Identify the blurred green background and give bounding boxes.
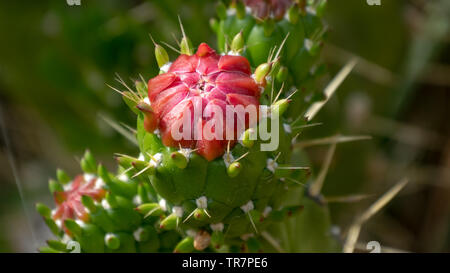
[0,0,449,252]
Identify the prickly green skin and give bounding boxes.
[136,112,298,239]
[37,151,302,253]
[211,1,339,252]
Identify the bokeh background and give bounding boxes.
[0,0,449,252]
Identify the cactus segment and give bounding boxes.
[38,0,340,253]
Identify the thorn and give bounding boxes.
[284,177,307,188]
[248,212,258,234]
[131,164,152,178]
[183,209,196,223]
[161,41,182,54]
[309,143,336,197]
[178,15,187,41]
[273,33,290,62]
[304,58,358,121]
[277,166,310,170]
[291,122,323,130]
[343,178,409,253]
[99,114,138,146]
[234,151,249,163]
[295,134,372,148]
[138,74,148,89]
[285,88,298,101]
[148,33,157,46]
[272,82,285,104]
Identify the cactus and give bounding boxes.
[37,0,345,253]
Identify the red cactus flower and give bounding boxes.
[52,175,106,233]
[147,43,261,161]
[244,0,293,20]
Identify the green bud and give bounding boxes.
[254,63,272,84]
[48,179,63,194]
[116,155,134,169]
[227,162,242,178]
[231,31,245,53]
[271,99,290,117]
[216,2,227,20]
[98,165,136,198]
[160,213,179,230]
[112,232,136,253]
[241,128,256,148]
[211,230,225,249]
[276,66,289,83]
[170,152,188,169]
[105,192,119,209]
[133,227,149,242]
[122,91,140,115]
[180,36,193,55]
[105,233,120,250]
[56,169,71,185]
[44,218,61,237]
[136,203,164,218]
[131,160,156,176]
[174,236,194,253]
[193,208,208,221]
[36,203,52,218]
[135,80,147,98]
[155,44,169,68]
[64,219,82,237]
[81,195,97,213]
[81,150,97,174]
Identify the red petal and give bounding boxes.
[197,55,220,75]
[226,93,260,108]
[196,139,226,161]
[178,72,200,88]
[216,72,259,97]
[72,200,88,221]
[196,43,216,57]
[195,119,226,161]
[204,87,226,101]
[70,175,84,191]
[218,55,252,75]
[169,54,198,73]
[148,73,177,100]
[152,84,189,119]
[160,99,195,148]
